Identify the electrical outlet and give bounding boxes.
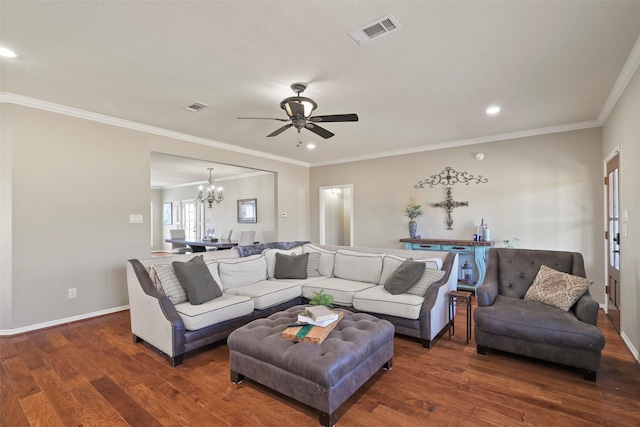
[129,214,143,224]
[68,288,77,299]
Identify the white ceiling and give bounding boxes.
[1,1,639,168]
[149,152,266,189]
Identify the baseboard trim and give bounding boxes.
[0,305,130,337]
[620,331,640,365]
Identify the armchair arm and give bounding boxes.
[420,253,456,342]
[127,259,186,358]
[573,289,599,326]
[476,249,499,306]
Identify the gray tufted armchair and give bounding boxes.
[474,248,605,381]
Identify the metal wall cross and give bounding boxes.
[431,187,468,230]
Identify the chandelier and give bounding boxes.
[197,168,224,208]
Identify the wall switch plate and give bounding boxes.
[622,224,628,237]
[281,212,288,218]
[68,288,77,299]
[130,214,143,223]
[622,209,629,222]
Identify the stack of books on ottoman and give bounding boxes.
[282,306,343,344]
[298,305,339,327]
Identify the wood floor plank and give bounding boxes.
[1,305,639,426]
[29,367,83,426]
[64,373,130,427]
[90,376,163,427]
[2,355,41,399]
[19,391,65,427]
[0,362,31,427]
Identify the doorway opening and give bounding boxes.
[319,185,353,246]
[605,149,621,333]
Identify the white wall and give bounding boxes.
[602,66,640,359]
[311,127,605,301]
[0,103,309,331]
[205,173,276,244]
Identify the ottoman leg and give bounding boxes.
[319,411,337,427]
[383,358,393,371]
[231,370,245,384]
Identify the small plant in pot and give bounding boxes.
[310,289,333,308]
[404,197,424,238]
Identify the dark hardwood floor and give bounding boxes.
[1,300,639,426]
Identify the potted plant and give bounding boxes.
[404,197,424,238]
[310,290,334,308]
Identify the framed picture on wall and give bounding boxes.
[163,202,173,225]
[237,198,257,223]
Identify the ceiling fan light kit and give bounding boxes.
[238,82,359,146]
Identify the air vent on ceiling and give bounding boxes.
[348,14,401,46]
[184,102,210,112]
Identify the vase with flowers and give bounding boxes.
[404,197,424,238]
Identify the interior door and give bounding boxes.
[605,154,621,333]
[182,200,198,241]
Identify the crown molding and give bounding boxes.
[598,34,640,124]
[0,93,310,168]
[310,120,601,167]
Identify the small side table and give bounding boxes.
[448,290,472,344]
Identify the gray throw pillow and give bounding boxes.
[274,252,309,279]
[383,260,426,295]
[172,256,223,305]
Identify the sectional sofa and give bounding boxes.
[126,243,458,366]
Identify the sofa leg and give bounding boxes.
[231,370,245,384]
[170,354,184,367]
[476,345,489,355]
[319,410,337,427]
[421,339,432,349]
[383,358,393,371]
[582,370,597,382]
[132,334,143,343]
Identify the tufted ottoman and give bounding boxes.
[227,305,394,426]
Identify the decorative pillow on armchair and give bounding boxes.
[524,265,592,311]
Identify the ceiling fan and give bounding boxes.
[238,82,359,146]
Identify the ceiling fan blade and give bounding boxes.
[237,117,290,122]
[309,113,359,123]
[267,123,293,137]
[305,123,335,139]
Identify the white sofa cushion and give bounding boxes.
[333,249,383,284]
[205,261,224,291]
[353,285,425,320]
[262,247,303,278]
[175,294,254,331]
[301,277,377,307]
[302,244,335,277]
[379,255,407,285]
[217,255,267,289]
[224,280,301,310]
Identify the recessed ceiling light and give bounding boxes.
[0,47,17,58]
[486,106,501,115]
[306,143,316,150]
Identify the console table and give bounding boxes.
[400,238,494,292]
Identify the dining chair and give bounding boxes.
[238,230,256,246]
[220,229,233,241]
[169,229,192,254]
